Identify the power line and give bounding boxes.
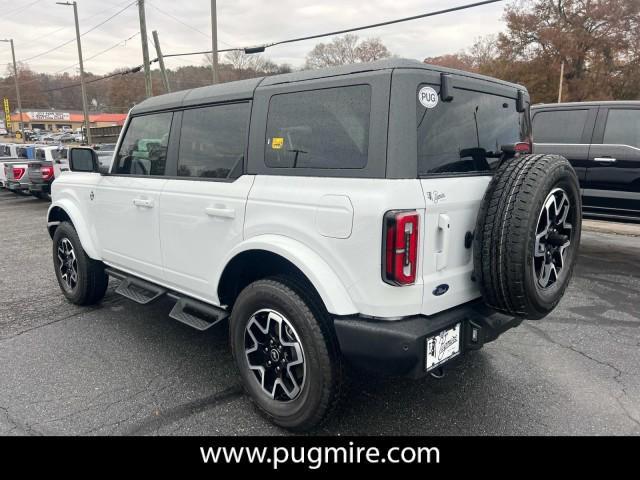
[0,32,141,91]
[3,0,505,96]
[52,31,141,75]
[146,0,232,47]
[19,0,138,63]
[17,0,135,51]
[2,0,42,18]
[42,62,151,93]
[162,0,505,58]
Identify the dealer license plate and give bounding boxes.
[425,323,461,371]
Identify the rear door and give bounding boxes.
[584,106,640,219]
[532,106,597,184]
[159,102,253,303]
[411,73,532,314]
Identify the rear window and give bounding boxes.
[178,102,250,179]
[532,109,588,144]
[265,85,371,169]
[417,86,529,175]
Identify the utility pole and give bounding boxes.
[56,2,92,144]
[138,0,153,97]
[557,61,564,103]
[210,0,219,84]
[0,39,24,141]
[152,30,171,93]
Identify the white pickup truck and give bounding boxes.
[47,59,581,431]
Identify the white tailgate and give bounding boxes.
[420,176,491,315]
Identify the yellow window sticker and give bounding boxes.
[271,137,284,150]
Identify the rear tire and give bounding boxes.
[473,154,582,319]
[32,191,51,201]
[52,222,109,306]
[230,276,344,431]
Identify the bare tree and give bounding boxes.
[305,34,391,69]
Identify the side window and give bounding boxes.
[113,112,173,176]
[177,102,250,179]
[532,109,588,144]
[603,109,640,148]
[265,85,371,169]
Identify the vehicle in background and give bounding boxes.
[5,160,31,195]
[0,144,19,188]
[16,145,36,159]
[1,143,19,158]
[27,146,69,200]
[91,143,116,171]
[532,101,640,222]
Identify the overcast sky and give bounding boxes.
[0,0,506,75]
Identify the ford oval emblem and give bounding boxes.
[433,284,449,296]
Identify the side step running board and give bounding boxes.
[109,271,166,305]
[105,268,228,331]
[167,294,229,331]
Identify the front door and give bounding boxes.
[92,111,174,283]
[159,102,253,303]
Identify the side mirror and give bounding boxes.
[69,147,99,173]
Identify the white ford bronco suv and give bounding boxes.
[48,59,581,431]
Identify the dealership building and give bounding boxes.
[9,110,127,132]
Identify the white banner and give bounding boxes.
[28,111,71,121]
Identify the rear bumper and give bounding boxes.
[28,182,51,194]
[7,181,28,192]
[333,300,522,378]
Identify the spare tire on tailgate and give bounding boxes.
[473,154,582,319]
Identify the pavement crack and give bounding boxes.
[0,308,96,342]
[524,322,640,429]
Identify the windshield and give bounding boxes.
[417,85,531,176]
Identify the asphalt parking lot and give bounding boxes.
[0,189,639,436]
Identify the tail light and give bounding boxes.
[41,165,54,181]
[383,210,419,286]
[12,166,25,180]
[514,141,531,154]
[501,142,531,156]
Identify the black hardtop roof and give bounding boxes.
[532,100,640,110]
[130,58,526,115]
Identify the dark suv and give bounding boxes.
[532,101,640,222]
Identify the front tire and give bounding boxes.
[230,277,344,431]
[52,222,109,305]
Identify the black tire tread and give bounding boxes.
[230,276,344,431]
[53,221,108,306]
[473,154,580,318]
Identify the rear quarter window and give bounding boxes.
[603,109,640,148]
[264,85,371,169]
[417,85,529,176]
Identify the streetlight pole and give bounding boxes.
[0,39,25,142]
[56,1,92,144]
[210,0,219,84]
